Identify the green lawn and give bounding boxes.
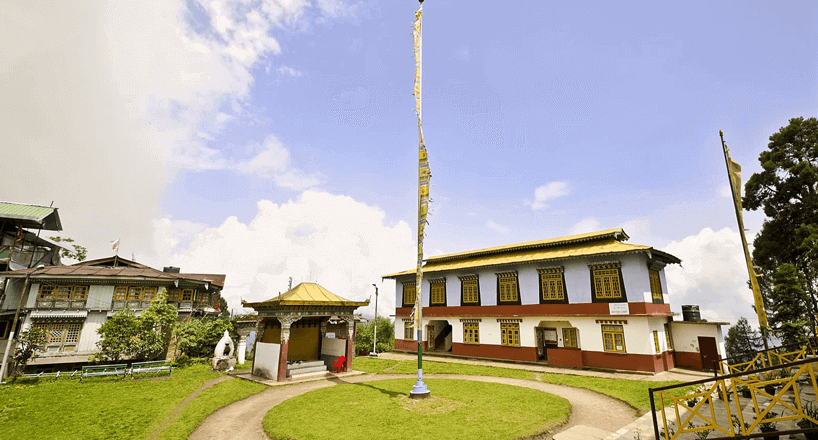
[354,358,689,411]
[263,379,570,440]
[0,364,265,440]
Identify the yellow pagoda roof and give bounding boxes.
[382,229,680,278]
[243,282,369,307]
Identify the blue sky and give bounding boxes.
[2,0,817,325]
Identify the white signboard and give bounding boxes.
[609,303,630,315]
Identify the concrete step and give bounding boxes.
[287,360,325,372]
[288,365,328,376]
[289,370,332,381]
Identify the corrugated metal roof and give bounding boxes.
[383,234,681,279]
[0,201,62,230]
[246,282,369,307]
[0,264,226,287]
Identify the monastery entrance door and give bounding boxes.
[536,327,558,360]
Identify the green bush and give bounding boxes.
[355,317,394,353]
[175,318,235,358]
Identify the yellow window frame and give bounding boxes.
[563,328,578,348]
[38,285,55,300]
[500,323,520,346]
[593,269,623,299]
[602,324,626,353]
[404,321,415,340]
[498,276,518,302]
[653,330,660,354]
[540,273,565,300]
[402,283,416,307]
[430,282,445,305]
[462,279,479,304]
[649,269,662,299]
[463,322,479,344]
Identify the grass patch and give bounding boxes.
[0,364,240,440]
[383,359,536,380]
[540,373,691,411]
[155,377,266,440]
[351,357,400,373]
[264,379,569,440]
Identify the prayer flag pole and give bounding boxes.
[719,130,770,349]
[410,0,430,399]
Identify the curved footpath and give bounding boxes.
[190,373,637,440]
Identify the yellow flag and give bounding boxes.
[724,142,767,328]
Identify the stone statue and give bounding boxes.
[211,329,237,372]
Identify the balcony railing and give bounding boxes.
[36,300,86,309]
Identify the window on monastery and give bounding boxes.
[167,289,181,302]
[71,286,88,300]
[653,330,660,354]
[664,324,673,350]
[38,285,55,300]
[496,272,520,304]
[500,322,520,346]
[128,287,142,301]
[602,324,626,353]
[459,276,480,305]
[181,289,194,301]
[589,262,625,302]
[142,287,157,301]
[34,321,83,352]
[56,286,71,301]
[562,328,578,348]
[430,279,446,306]
[114,286,128,301]
[402,282,416,307]
[538,267,566,303]
[649,269,663,302]
[463,322,480,344]
[404,321,415,340]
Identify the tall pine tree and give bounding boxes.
[724,317,762,362]
[769,263,810,346]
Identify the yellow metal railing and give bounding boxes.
[651,357,818,440]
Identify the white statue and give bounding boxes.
[214,330,235,359]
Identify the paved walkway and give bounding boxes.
[190,353,714,440]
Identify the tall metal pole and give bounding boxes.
[372,284,378,355]
[410,0,430,398]
[719,130,769,350]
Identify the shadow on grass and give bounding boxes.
[349,381,405,398]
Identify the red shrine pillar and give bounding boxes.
[344,318,355,372]
[277,317,299,381]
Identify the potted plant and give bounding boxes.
[762,370,778,396]
[737,384,752,398]
[731,415,749,436]
[757,411,779,440]
[685,396,698,408]
[797,401,818,440]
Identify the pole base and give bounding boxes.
[409,379,431,399]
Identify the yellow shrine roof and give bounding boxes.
[243,282,369,307]
[382,229,680,278]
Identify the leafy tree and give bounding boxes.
[175,318,234,358]
[94,291,177,362]
[9,326,48,376]
[769,264,810,346]
[355,316,395,354]
[724,317,762,362]
[48,236,87,262]
[744,116,818,332]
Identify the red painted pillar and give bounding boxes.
[277,339,289,381]
[345,337,354,372]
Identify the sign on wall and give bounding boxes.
[609,303,629,315]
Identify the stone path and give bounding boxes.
[189,353,713,440]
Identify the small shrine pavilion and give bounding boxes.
[243,282,369,381]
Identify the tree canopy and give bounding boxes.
[355,316,394,354]
[724,317,762,362]
[744,116,818,338]
[94,290,177,362]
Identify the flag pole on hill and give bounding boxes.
[410,0,430,399]
[719,130,770,350]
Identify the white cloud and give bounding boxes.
[153,190,415,317]
[486,220,509,234]
[235,135,323,190]
[569,218,601,235]
[277,66,303,77]
[662,227,752,325]
[720,185,732,198]
[529,181,570,210]
[0,1,349,259]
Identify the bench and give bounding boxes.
[18,370,80,381]
[131,360,172,377]
[80,364,129,383]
